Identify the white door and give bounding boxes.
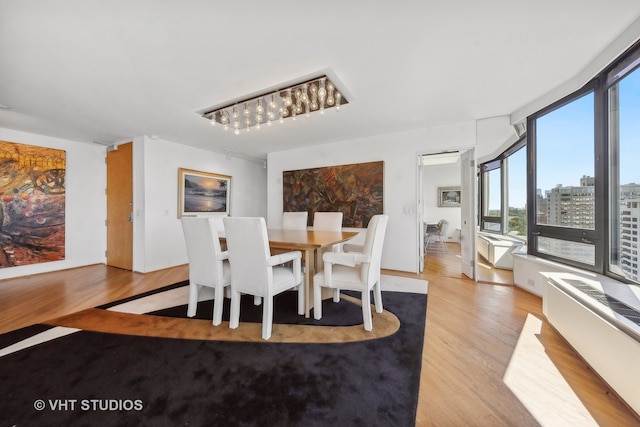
[460,148,477,280]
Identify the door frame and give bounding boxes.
[416,146,477,279]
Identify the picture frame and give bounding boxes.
[178,168,231,218]
[438,186,461,207]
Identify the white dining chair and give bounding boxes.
[313,211,343,232]
[312,211,345,298]
[313,211,344,252]
[223,217,304,340]
[313,214,388,331]
[212,214,227,235]
[282,211,308,230]
[180,217,231,325]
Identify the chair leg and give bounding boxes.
[229,290,241,329]
[333,288,340,302]
[313,283,323,320]
[262,295,273,340]
[297,285,305,316]
[187,283,199,317]
[373,282,383,313]
[361,289,372,331]
[254,295,262,306]
[212,284,225,326]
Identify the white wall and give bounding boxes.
[267,123,476,273]
[422,160,462,242]
[134,136,267,272]
[0,128,106,280]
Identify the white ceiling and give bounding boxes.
[1,1,640,160]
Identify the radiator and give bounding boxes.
[543,273,640,416]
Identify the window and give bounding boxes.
[529,90,597,268]
[479,138,527,239]
[506,144,527,238]
[608,54,640,283]
[480,160,501,232]
[528,40,640,285]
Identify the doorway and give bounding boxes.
[106,142,133,270]
[418,150,514,284]
[418,150,470,279]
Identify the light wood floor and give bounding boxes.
[425,242,514,285]
[1,260,639,426]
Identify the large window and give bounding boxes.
[529,90,597,267]
[479,139,527,239]
[480,160,502,232]
[506,144,527,238]
[528,40,640,284]
[608,54,640,283]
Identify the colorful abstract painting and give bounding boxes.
[283,161,383,228]
[0,140,66,268]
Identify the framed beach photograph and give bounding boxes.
[178,168,231,217]
[437,186,461,207]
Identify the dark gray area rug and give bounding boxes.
[0,286,427,426]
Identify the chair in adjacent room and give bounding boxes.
[425,219,449,253]
[282,211,308,230]
[223,217,304,340]
[180,217,231,325]
[313,214,389,331]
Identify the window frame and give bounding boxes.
[479,137,526,236]
[526,39,640,281]
[604,46,640,283]
[479,159,502,233]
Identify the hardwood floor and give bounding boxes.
[0,264,188,335]
[1,261,639,426]
[424,242,514,285]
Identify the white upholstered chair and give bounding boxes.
[282,211,308,230]
[313,214,388,331]
[223,217,304,340]
[313,211,344,254]
[212,214,227,235]
[312,211,344,298]
[313,211,343,232]
[180,217,231,325]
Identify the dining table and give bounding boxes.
[221,228,359,317]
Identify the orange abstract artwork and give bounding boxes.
[283,161,383,228]
[0,140,66,267]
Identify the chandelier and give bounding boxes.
[202,75,348,134]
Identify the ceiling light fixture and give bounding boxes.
[202,75,348,135]
[421,151,461,166]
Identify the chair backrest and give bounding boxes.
[360,214,389,286]
[223,217,272,295]
[282,211,308,230]
[181,217,224,286]
[439,220,449,237]
[313,212,343,231]
[212,215,227,234]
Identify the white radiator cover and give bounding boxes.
[543,273,640,416]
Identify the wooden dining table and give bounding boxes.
[221,228,359,317]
